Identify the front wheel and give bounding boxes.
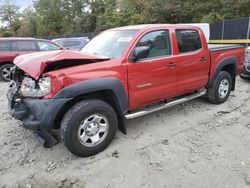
[61,99,118,157]
[0,64,13,82]
[207,71,232,104]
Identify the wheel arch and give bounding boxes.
[52,77,129,134]
[0,61,13,67]
[208,56,237,91]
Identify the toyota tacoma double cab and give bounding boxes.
[7,24,246,157]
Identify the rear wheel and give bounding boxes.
[61,99,118,157]
[207,71,232,104]
[0,64,13,82]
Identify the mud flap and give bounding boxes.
[34,131,58,148]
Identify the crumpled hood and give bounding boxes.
[13,50,110,80]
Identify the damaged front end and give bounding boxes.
[7,67,72,148]
[7,50,111,148]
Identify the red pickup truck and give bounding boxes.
[7,24,245,157]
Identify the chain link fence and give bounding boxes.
[37,32,97,40]
[210,17,250,40]
[37,18,250,42]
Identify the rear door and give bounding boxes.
[127,30,177,109]
[174,29,210,95]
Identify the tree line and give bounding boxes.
[0,0,249,37]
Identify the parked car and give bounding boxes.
[52,37,89,51]
[240,46,250,80]
[0,38,60,81]
[8,24,245,157]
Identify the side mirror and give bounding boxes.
[129,46,150,62]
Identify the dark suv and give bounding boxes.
[0,38,60,81]
[52,37,89,51]
[240,47,250,80]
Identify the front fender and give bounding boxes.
[54,77,129,134]
[54,77,129,113]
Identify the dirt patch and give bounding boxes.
[0,78,250,187]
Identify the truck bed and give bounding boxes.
[208,44,244,51]
[209,44,246,76]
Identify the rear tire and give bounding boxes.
[61,99,118,157]
[0,64,13,82]
[207,71,232,104]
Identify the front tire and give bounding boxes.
[0,64,13,82]
[207,71,232,104]
[61,99,118,157]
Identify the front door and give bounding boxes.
[127,30,177,109]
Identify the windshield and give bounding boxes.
[81,30,138,58]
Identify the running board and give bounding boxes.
[125,89,207,119]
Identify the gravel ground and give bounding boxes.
[0,77,250,188]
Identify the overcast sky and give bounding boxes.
[13,0,33,8]
[0,0,33,8]
[0,0,33,27]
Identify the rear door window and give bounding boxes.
[0,41,11,51]
[176,29,202,53]
[16,41,37,51]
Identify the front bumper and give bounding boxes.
[7,82,72,131]
[240,67,250,80]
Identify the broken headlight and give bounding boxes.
[20,77,51,97]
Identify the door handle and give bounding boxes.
[167,62,177,68]
[199,57,207,62]
[14,53,20,57]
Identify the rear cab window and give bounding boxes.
[0,41,11,51]
[176,29,202,53]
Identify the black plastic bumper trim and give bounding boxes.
[10,98,73,131]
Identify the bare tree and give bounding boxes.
[0,0,19,29]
